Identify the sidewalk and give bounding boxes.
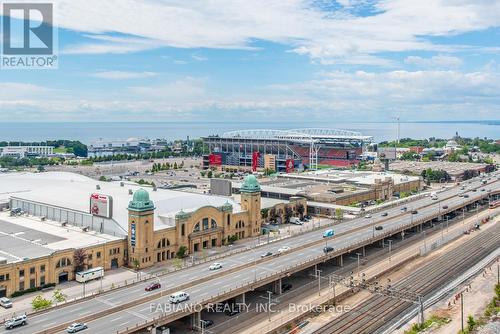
[232,209,499,334]
[0,268,137,321]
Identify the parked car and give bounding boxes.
[401,206,407,211]
[375,226,383,231]
[261,251,273,258]
[201,319,214,328]
[323,246,334,253]
[4,314,27,330]
[411,210,418,214]
[66,323,88,333]
[278,246,291,254]
[289,217,303,225]
[282,283,293,292]
[442,205,448,209]
[145,282,161,291]
[464,194,469,198]
[0,297,13,309]
[209,262,223,270]
[364,214,372,218]
[381,212,388,217]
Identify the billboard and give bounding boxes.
[285,159,294,173]
[252,151,260,172]
[130,223,136,247]
[89,193,113,218]
[209,153,222,166]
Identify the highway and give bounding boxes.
[1,173,498,334]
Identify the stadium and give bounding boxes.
[202,128,373,172]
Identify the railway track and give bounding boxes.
[313,222,500,334]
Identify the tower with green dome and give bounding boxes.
[127,188,155,269]
[240,174,262,237]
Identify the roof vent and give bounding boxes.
[120,182,124,187]
[96,184,101,190]
[129,189,133,195]
[82,226,89,232]
[153,186,157,191]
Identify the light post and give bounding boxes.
[387,240,393,263]
[460,292,464,333]
[250,247,257,283]
[356,253,362,276]
[267,291,273,322]
[316,269,322,296]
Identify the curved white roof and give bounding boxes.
[0,172,241,232]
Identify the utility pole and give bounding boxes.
[267,291,273,322]
[387,240,393,263]
[418,296,424,325]
[355,253,362,276]
[460,292,464,333]
[316,269,322,296]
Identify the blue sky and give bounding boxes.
[1,0,499,122]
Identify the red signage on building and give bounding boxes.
[209,153,222,165]
[252,151,260,172]
[285,159,294,173]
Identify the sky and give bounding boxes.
[0,0,500,122]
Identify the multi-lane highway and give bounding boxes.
[2,173,498,334]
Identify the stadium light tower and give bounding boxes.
[394,116,401,144]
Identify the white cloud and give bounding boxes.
[404,55,463,69]
[1,69,498,121]
[8,0,496,65]
[91,71,159,80]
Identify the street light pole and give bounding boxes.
[267,291,273,322]
[315,269,322,296]
[460,292,464,333]
[356,253,361,275]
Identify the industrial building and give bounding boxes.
[202,128,373,172]
[232,169,422,216]
[0,172,305,297]
[0,145,54,158]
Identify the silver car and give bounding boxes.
[67,323,88,333]
[4,314,27,330]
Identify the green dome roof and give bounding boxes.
[128,188,154,211]
[241,174,261,193]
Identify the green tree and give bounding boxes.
[52,288,66,303]
[172,258,183,269]
[32,295,52,311]
[176,245,187,258]
[335,208,344,221]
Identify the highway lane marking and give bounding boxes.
[110,316,123,322]
[42,321,57,328]
[79,310,92,316]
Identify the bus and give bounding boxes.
[75,267,104,283]
[489,200,500,209]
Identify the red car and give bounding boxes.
[145,283,161,291]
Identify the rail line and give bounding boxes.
[313,222,500,334]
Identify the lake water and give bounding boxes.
[0,121,497,144]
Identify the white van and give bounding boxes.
[430,192,438,200]
[169,291,189,304]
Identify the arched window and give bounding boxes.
[227,214,230,227]
[181,224,185,236]
[211,219,217,229]
[56,258,71,268]
[193,223,200,232]
[166,239,170,246]
[202,218,209,230]
[157,241,161,249]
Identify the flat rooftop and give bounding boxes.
[0,212,122,264]
[278,169,420,186]
[0,172,242,232]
